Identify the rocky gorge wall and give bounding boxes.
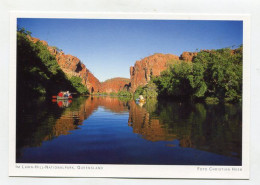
[129,52,198,92]
[27,35,101,93]
[100,78,130,93]
[27,35,199,94]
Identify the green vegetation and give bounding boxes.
[17,28,88,99]
[17,27,242,104]
[16,96,88,158]
[152,61,207,100]
[142,99,242,158]
[93,90,132,98]
[17,27,32,36]
[134,81,158,100]
[117,90,132,97]
[95,92,108,96]
[69,76,88,94]
[150,47,242,103]
[109,92,117,96]
[205,97,219,104]
[52,46,63,52]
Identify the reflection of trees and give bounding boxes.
[17,96,242,162]
[128,100,177,142]
[128,99,242,159]
[16,97,87,159]
[17,96,129,161]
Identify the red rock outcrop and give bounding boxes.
[129,53,179,92]
[54,52,101,93]
[27,35,208,94]
[101,78,130,93]
[27,35,39,43]
[180,51,197,62]
[27,35,101,93]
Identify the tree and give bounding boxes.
[134,81,158,99]
[17,27,32,36]
[69,76,88,94]
[152,47,242,103]
[193,47,242,102]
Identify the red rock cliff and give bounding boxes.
[27,35,204,94]
[180,51,198,62]
[54,52,101,93]
[129,53,179,92]
[27,35,101,93]
[101,78,130,93]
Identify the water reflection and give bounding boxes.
[133,99,242,159]
[16,96,242,164]
[52,99,73,108]
[128,100,177,141]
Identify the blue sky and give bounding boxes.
[17,18,243,82]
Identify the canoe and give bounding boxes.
[52,95,72,100]
[136,98,146,103]
[57,96,72,100]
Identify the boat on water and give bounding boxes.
[52,91,72,100]
[136,95,146,103]
[57,96,72,100]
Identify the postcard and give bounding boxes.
[9,12,250,179]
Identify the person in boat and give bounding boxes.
[139,95,145,101]
[64,91,68,98]
[64,91,71,98]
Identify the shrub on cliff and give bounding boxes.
[69,76,89,94]
[17,30,81,98]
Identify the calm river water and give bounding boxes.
[16,96,242,165]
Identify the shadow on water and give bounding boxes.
[16,96,242,164]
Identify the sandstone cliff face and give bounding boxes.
[180,51,197,62]
[129,53,179,92]
[27,35,101,93]
[101,78,130,93]
[27,35,203,94]
[54,52,101,93]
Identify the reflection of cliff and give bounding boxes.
[43,97,129,142]
[127,99,241,159]
[84,96,129,114]
[127,100,197,144]
[19,96,130,148]
[17,96,242,162]
[43,101,86,141]
[151,101,242,158]
[128,100,177,142]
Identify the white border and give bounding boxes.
[9,11,250,179]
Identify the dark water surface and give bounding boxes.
[16,96,242,165]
